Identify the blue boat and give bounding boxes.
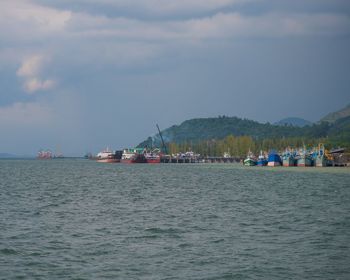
[282,148,296,167]
[257,150,268,166]
[315,144,332,167]
[296,147,313,167]
[268,151,282,167]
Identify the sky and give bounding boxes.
[1,0,350,156]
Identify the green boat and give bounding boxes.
[244,150,257,166]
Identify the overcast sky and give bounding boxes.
[1,0,350,156]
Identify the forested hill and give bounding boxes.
[274,117,312,127]
[139,115,350,148]
[320,104,350,123]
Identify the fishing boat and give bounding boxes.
[267,151,282,167]
[282,148,296,167]
[315,144,332,167]
[296,148,313,167]
[121,148,147,164]
[257,150,268,166]
[96,148,120,163]
[145,149,161,164]
[244,150,257,166]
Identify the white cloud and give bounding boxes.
[16,54,56,93]
[24,78,56,93]
[16,55,45,77]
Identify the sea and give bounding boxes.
[1,159,350,280]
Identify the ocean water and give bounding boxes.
[1,159,350,280]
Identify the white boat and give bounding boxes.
[96,148,119,163]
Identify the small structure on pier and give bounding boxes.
[329,148,348,167]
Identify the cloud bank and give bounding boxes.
[0,0,349,155]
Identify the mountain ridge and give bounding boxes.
[320,104,350,123]
[274,117,312,127]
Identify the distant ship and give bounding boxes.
[96,148,121,163]
[268,151,282,166]
[37,149,53,159]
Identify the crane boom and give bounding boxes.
[156,124,168,155]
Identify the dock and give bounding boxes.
[160,156,241,164]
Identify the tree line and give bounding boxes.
[166,135,329,157]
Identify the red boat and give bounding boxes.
[37,150,53,159]
[121,148,147,164]
[145,153,161,164]
[145,149,161,163]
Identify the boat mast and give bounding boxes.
[156,124,168,155]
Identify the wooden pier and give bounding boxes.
[160,156,241,164]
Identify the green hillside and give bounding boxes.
[140,117,339,145]
[139,112,350,154]
[326,116,350,147]
[320,104,350,123]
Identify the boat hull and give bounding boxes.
[244,159,256,166]
[146,158,161,164]
[267,153,282,167]
[97,158,120,163]
[121,154,147,164]
[268,161,281,167]
[297,157,313,167]
[257,159,267,166]
[283,157,295,167]
[315,156,332,167]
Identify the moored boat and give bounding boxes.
[121,148,147,164]
[145,149,161,164]
[315,144,332,167]
[268,151,282,167]
[296,148,313,167]
[257,150,268,166]
[244,150,257,166]
[282,148,296,167]
[96,148,120,163]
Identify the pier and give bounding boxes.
[160,156,241,164]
